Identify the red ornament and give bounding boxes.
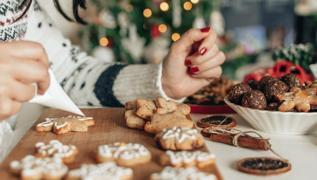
[151,25,161,38]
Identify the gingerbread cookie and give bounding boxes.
[144,111,194,134]
[155,97,178,114]
[97,142,151,167]
[125,110,145,129]
[160,150,215,168]
[237,157,291,176]
[155,127,205,150]
[10,155,68,180]
[150,167,216,180]
[35,140,78,163]
[36,115,95,135]
[177,104,191,115]
[135,99,156,120]
[277,87,317,112]
[67,162,133,180]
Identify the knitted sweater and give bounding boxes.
[0,0,173,161]
[0,0,171,107]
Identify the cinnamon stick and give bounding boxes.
[202,129,271,150]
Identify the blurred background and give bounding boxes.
[41,0,317,81]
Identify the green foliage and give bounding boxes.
[272,44,315,71]
[82,0,216,63]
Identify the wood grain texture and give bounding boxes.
[0,108,222,180]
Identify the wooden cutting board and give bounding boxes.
[0,108,222,180]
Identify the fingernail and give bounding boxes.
[185,59,192,66]
[199,47,207,55]
[200,27,210,33]
[189,67,199,74]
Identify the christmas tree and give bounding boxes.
[81,0,221,64]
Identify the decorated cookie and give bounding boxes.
[10,155,68,180]
[150,167,216,180]
[237,157,291,176]
[36,115,95,135]
[97,142,151,167]
[66,162,133,180]
[144,111,194,134]
[35,140,78,163]
[155,127,205,150]
[160,150,215,168]
[125,110,146,129]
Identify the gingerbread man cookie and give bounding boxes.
[144,111,194,134]
[160,150,215,168]
[10,155,68,180]
[125,110,146,129]
[35,140,78,163]
[97,142,151,167]
[155,97,178,114]
[277,87,317,112]
[155,127,205,150]
[135,99,156,120]
[150,167,216,180]
[66,162,133,180]
[36,115,95,135]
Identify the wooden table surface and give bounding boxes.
[0,108,222,180]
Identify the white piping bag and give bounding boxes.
[29,70,84,116]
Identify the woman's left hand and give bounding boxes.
[162,27,225,100]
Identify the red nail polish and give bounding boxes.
[200,27,210,33]
[189,67,199,74]
[185,59,192,66]
[199,47,207,55]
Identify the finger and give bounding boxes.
[192,66,222,79]
[6,41,49,68]
[9,58,50,94]
[0,96,22,120]
[197,28,217,56]
[187,45,220,66]
[9,80,36,102]
[172,28,210,54]
[194,51,225,73]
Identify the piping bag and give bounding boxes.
[29,70,85,116]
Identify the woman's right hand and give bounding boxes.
[0,41,50,120]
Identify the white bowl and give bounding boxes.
[224,98,317,135]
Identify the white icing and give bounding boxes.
[98,143,150,161]
[10,155,68,178]
[36,140,77,159]
[161,127,200,143]
[36,118,54,128]
[151,167,216,180]
[166,151,215,166]
[37,116,93,130]
[68,162,133,180]
[54,121,68,130]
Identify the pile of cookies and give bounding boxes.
[124,98,217,179]
[228,74,317,112]
[186,77,237,105]
[125,97,192,133]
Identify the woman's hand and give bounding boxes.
[0,41,50,120]
[162,27,225,99]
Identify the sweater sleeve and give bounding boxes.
[23,2,173,107]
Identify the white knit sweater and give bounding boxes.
[0,0,172,161]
